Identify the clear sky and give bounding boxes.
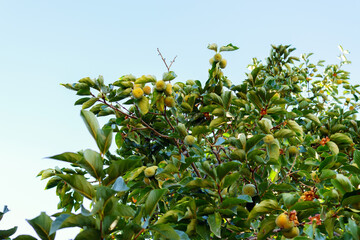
[0,0,359,238]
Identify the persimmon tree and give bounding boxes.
[11,44,360,239]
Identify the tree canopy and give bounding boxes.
[2,43,360,240]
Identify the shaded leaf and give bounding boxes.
[207,212,222,238]
[80,110,100,140]
[248,200,279,220]
[79,149,103,179]
[150,224,180,240]
[48,152,81,164]
[26,212,55,240]
[145,189,168,217]
[57,174,95,200]
[74,229,101,240]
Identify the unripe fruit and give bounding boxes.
[144,166,158,178]
[242,184,257,197]
[282,226,299,238]
[219,59,227,69]
[132,88,144,99]
[350,106,355,111]
[144,177,151,185]
[263,134,274,144]
[288,146,299,156]
[346,98,350,102]
[164,84,173,96]
[275,213,294,230]
[155,80,166,91]
[209,58,214,65]
[337,79,343,84]
[184,135,196,146]
[143,85,151,95]
[164,96,175,107]
[214,53,222,62]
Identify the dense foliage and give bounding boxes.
[3,44,360,239]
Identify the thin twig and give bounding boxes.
[168,55,177,70]
[157,48,177,72]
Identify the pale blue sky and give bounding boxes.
[1,0,359,238]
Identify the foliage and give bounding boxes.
[20,43,360,239]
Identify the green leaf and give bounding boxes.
[185,179,214,189]
[207,212,222,238]
[74,229,101,240]
[348,219,359,240]
[74,97,91,105]
[136,96,149,115]
[135,75,156,84]
[320,169,336,180]
[82,97,98,109]
[290,201,320,211]
[216,162,240,182]
[162,71,177,81]
[326,141,339,155]
[79,149,103,179]
[80,110,100,140]
[78,77,95,87]
[354,150,360,168]
[342,195,360,207]
[192,125,209,136]
[209,117,226,129]
[145,189,168,217]
[257,215,277,240]
[286,120,303,136]
[330,133,353,146]
[270,183,296,191]
[246,134,265,152]
[269,141,280,163]
[220,197,251,208]
[219,43,239,52]
[331,174,353,195]
[248,199,279,220]
[13,235,38,240]
[304,113,321,125]
[0,226,17,239]
[222,91,232,110]
[49,214,71,235]
[96,127,113,154]
[115,132,124,148]
[150,224,180,240]
[112,177,129,192]
[57,174,95,200]
[274,129,295,138]
[118,204,136,217]
[104,158,142,185]
[247,90,262,109]
[48,152,81,164]
[207,43,218,52]
[50,214,95,234]
[208,93,224,106]
[282,193,299,208]
[258,118,272,134]
[26,212,55,240]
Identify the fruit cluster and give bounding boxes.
[275,212,300,238]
